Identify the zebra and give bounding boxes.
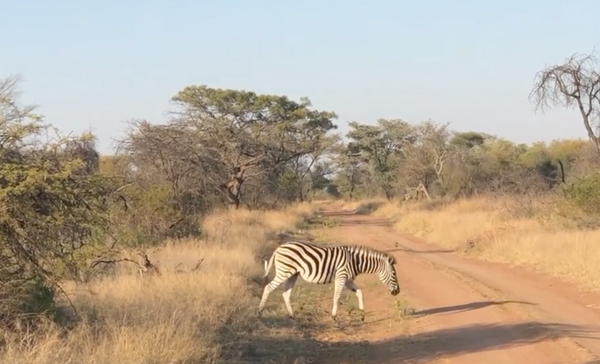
[257,241,400,321]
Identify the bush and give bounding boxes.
[18,276,57,320]
[0,75,114,328]
[562,172,600,214]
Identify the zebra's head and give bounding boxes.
[379,255,400,296]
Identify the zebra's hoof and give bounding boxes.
[360,311,366,322]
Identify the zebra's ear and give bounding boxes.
[388,256,396,265]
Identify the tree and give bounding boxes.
[332,144,370,200]
[450,131,488,149]
[346,119,413,200]
[530,52,600,157]
[279,133,340,202]
[121,86,338,209]
[401,120,452,195]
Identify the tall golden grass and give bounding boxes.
[0,203,314,364]
[360,197,600,292]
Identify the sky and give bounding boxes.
[2,0,599,154]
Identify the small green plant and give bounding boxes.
[354,201,385,214]
[305,215,340,228]
[393,299,415,321]
[320,216,341,228]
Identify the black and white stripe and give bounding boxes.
[257,241,400,320]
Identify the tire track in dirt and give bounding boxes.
[312,206,600,364]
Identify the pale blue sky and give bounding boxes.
[2,1,599,154]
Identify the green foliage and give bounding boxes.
[0,141,112,273]
[346,119,412,199]
[0,75,115,326]
[18,275,57,319]
[562,173,600,214]
[276,167,303,201]
[306,215,340,228]
[450,131,487,149]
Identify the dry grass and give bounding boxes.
[362,196,600,292]
[0,203,316,364]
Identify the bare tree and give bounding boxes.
[0,74,38,127]
[401,120,452,195]
[530,52,600,157]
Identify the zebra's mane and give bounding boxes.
[341,244,396,264]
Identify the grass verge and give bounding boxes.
[0,203,329,364]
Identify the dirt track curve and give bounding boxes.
[311,205,600,364]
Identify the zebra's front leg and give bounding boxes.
[331,277,346,321]
[345,280,365,322]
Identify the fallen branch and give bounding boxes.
[90,257,140,269]
[191,258,204,272]
[138,253,161,276]
[91,252,161,278]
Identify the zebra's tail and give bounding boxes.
[262,251,276,288]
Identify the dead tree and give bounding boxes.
[530,52,600,158]
[403,183,432,202]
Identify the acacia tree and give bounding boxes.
[346,119,414,200]
[530,52,600,157]
[122,86,337,209]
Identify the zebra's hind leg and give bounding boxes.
[331,277,347,321]
[282,274,299,318]
[345,280,365,322]
[258,271,294,318]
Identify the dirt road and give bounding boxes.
[309,206,600,364]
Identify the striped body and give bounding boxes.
[257,241,400,320]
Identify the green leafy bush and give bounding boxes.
[562,172,600,214]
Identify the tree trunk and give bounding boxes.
[384,187,393,201]
[227,182,241,209]
[228,196,240,210]
[576,99,600,159]
[219,177,242,210]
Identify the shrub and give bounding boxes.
[562,172,600,214]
